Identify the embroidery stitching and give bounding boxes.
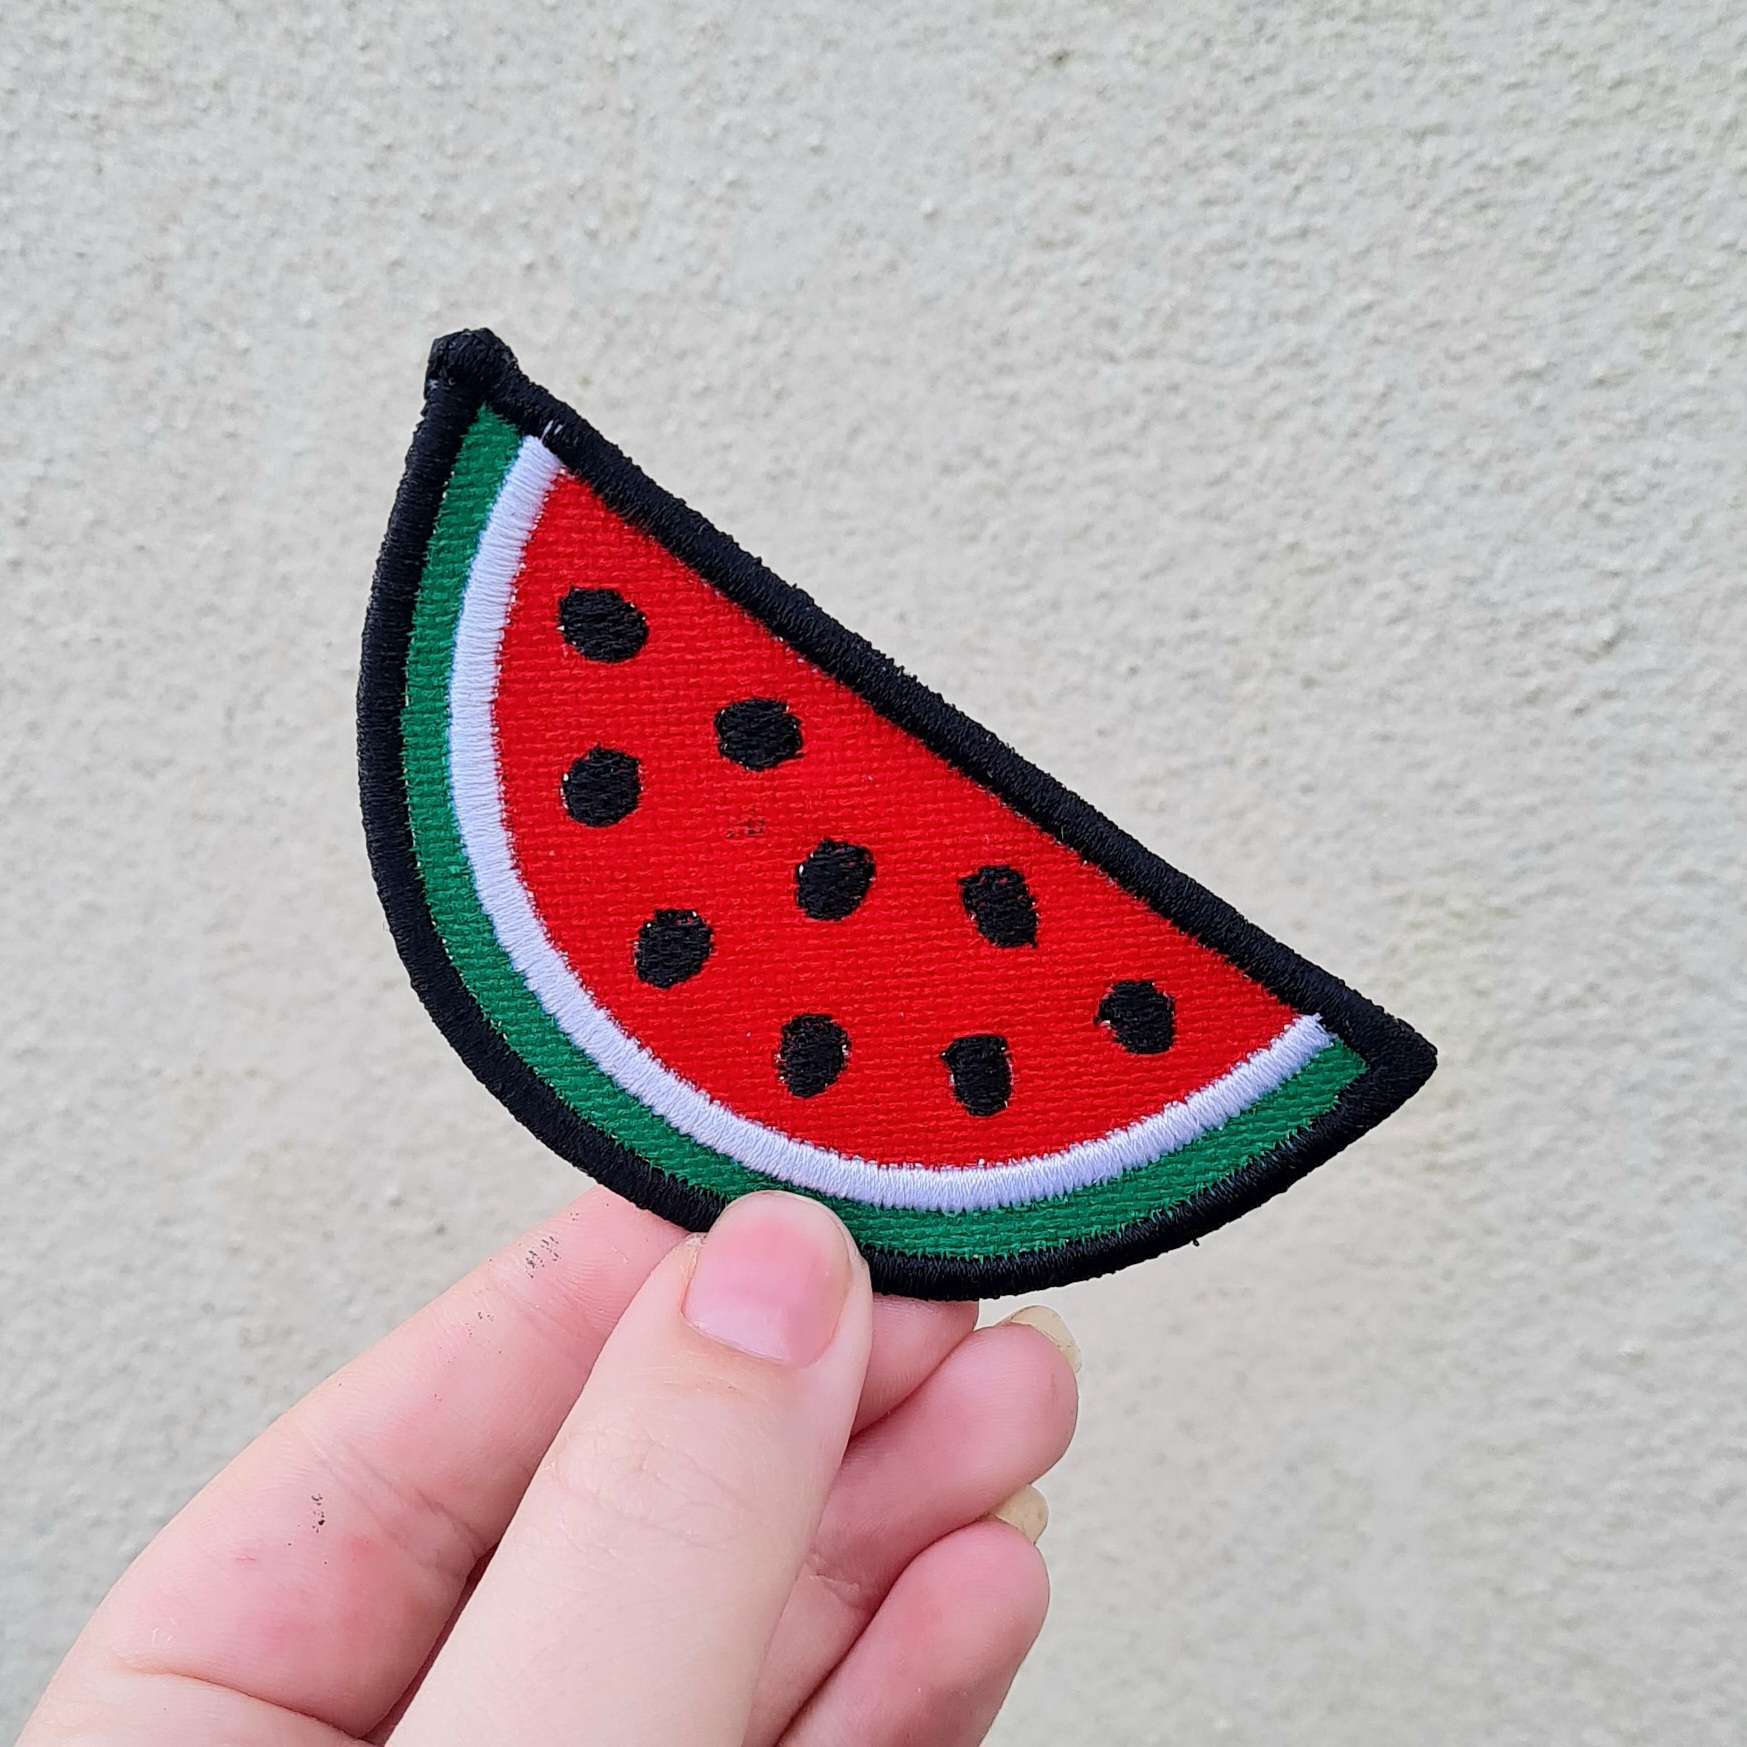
[358,330,1436,1296]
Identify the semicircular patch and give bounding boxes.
[359,329,1436,1297]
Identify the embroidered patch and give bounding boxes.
[359,330,1437,1297]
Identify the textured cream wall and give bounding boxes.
[4,3,1744,1741]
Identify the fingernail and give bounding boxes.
[1001,1305,1082,1376]
[990,1484,1049,1544]
[683,1193,853,1366]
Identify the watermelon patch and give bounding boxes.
[359,330,1435,1297]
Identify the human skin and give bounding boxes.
[22,1188,1080,1746]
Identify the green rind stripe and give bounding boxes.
[401,409,524,931]
[399,413,1367,1261]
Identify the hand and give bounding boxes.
[23,1189,1079,1745]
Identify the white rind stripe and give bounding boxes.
[446,437,1336,1214]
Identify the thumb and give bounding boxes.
[390,1192,873,1747]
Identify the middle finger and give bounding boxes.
[746,1310,1080,1746]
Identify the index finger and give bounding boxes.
[49,1188,683,1738]
[35,1187,977,1742]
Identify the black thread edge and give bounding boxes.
[357,328,1438,1300]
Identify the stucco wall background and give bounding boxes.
[4,2,1744,1741]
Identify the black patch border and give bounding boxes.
[359,328,1437,1299]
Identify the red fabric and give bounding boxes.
[493,473,1297,1166]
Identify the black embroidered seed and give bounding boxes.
[942,1034,1011,1117]
[960,865,1038,948]
[561,746,640,827]
[635,909,713,989]
[559,587,648,663]
[777,1014,850,1097]
[1097,980,1176,1054]
[796,839,875,920]
[715,698,803,770]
